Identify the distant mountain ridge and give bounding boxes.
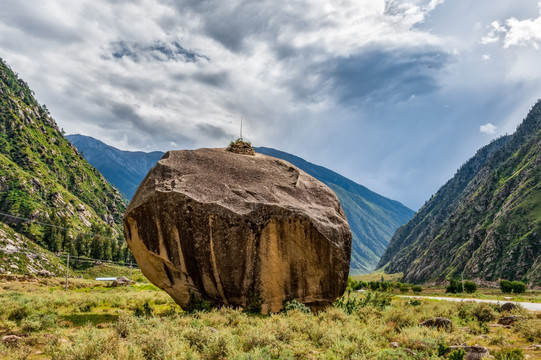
[67,135,414,274]
[378,100,541,285]
[66,134,163,200]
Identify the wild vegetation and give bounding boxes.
[1,277,540,359]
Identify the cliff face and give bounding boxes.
[124,148,352,312]
[378,100,541,286]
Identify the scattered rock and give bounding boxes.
[9,264,19,270]
[390,342,399,348]
[2,335,22,347]
[124,148,352,313]
[448,345,490,360]
[36,269,54,277]
[110,277,134,287]
[420,317,452,330]
[500,302,517,312]
[498,315,523,326]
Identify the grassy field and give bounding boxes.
[1,276,540,359]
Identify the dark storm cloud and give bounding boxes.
[325,49,451,105]
[109,40,209,62]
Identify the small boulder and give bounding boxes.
[498,315,523,326]
[110,277,134,287]
[448,345,490,360]
[36,269,54,277]
[2,335,22,347]
[500,302,517,312]
[420,317,452,330]
[390,342,399,348]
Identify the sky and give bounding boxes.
[1,0,541,210]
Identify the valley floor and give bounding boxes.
[0,277,540,359]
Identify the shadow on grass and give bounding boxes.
[61,313,118,326]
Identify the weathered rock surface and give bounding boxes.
[498,315,523,325]
[419,317,453,330]
[500,302,517,312]
[124,148,352,312]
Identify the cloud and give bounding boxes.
[481,4,541,49]
[108,40,209,63]
[2,0,541,210]
[480,122,497,134]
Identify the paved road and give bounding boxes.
[397,295,541,311]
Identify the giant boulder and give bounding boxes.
[123,148,352,312]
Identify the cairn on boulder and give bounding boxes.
[124,148,352,313]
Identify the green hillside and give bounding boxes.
[0,58,129,267]
[378,100,541,286]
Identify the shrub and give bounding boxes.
[8,306,28,322]
[448,348,466,360]
[472,303,496,323]
[411,285,422,294]
[399,284,410,293]
[134,301,153,317]
[494,348,525,360]
[185,292,212,313]
[245,292,264,314]
[446,279,463,293]
[283,299,311,314]
[500,280,513,293]
[500,280,526,294]
[511,281,526,294]
[463,281,477,293]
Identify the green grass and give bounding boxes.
[1,277,540,359]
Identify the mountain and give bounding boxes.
[0,57,129,267]
[66,134,164,200]
[67,135,414,274]
[377,100,541,286]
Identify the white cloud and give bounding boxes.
[480,123,497,135]
[481,4,541,49]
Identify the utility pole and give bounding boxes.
[240,116,243,141]
[65,253,70,291]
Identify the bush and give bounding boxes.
[472,303,496,323]
[494,348,525,360]
[133,301,153,318]
[448,348,466,360]
[500,280,526,294]
[411,285,422,294]
[245,292,264,314]
[500,280,513,293]
[511,281,526,294]
[446,279,463,293]
[463,281,477,293]
[283,299,311,314]
[399,284,410,293]
[185,292,212,313]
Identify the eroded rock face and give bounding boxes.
[123,148,352,312]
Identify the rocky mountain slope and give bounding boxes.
[67,135,414,274]
[377,100,541,285]
[0,58,128,269]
